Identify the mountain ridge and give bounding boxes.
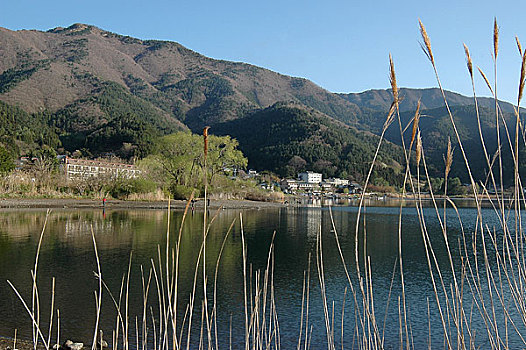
[0,23,520,184]
[339,87,520,115]
[0,23,517,127]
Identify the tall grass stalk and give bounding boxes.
[91,227,102,350]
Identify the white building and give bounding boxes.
[280,179,298,191]
[281,178,323,193]
[63,157,141,180]
[298,171,322,184]
[324,178,349,187]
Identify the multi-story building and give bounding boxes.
[298,171,322,184]
[63,157,141,180]
[280,179,299,191]
[324,178,350,187]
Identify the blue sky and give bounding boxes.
[2,0,526,104]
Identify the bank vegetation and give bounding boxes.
[0,131,284,202]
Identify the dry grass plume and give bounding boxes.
[519,50,526,104]
[463,44,473,78]
[419,19,434,65]
[415,131,422,166]
[444,137,453,178]
[493,18,499,60]
[389,53,399,108]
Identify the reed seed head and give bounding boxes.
[419,19,434,65]
[519,50,526,104]
[389,53,399,108]
[410,100,421,148]
[493,18,499,60]
[478,67,495,96]
[203,126,210,158]
[445,137,453,178]
[416,131,422,166]
[463,43,473,78]
[516,36,523,56]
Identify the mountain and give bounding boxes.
[341,89,525,184]
[213,102,404,182]
[339,88,520,114]
[0,23,364,131]
[0,23,521,184]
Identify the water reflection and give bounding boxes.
[0,205,519,349]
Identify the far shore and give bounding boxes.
[0,193,514,211]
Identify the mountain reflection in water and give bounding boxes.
[0,205,515,348]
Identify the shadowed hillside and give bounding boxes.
[213,102,404,184]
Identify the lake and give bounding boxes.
[0,203,521,349]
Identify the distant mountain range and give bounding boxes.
[0,23,522,184]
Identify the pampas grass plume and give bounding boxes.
[463,44,473,79]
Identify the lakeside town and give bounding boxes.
[9,154,363,201]
[6,153,508,204]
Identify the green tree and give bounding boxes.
[446,177,466,196]
[206,135,247,182]
[147,132,203,188]
[30,146,59,172]
[425,177,444,193]
[141,131,247,194]
[0,146,14,173]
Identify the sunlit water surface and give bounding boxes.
[0,203,518,348]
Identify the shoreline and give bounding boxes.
[0,197,286,210]
[0,195,512,211]
[0,336,41,350]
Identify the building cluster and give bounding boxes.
[16,154,359,196]
[62,157,141,179]
[280,171,360,194]
[15,156,141,180]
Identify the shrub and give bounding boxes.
[0,146,15,174]
[106,177,159,199]
[169,184,198,200]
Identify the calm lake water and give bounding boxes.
[0,203,518,349]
